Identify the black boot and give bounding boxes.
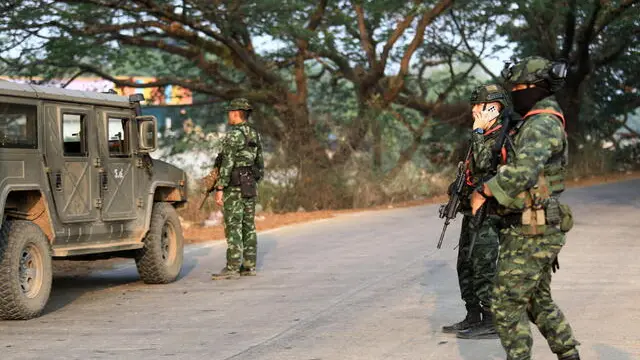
[558,352,580,360]
[442,307,481,333]
[456,307,499,339]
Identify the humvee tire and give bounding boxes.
[134,203,184,284]
[0,220,53,320]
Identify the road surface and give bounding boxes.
[1,179,639,360]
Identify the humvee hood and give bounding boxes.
[151,159,186,183]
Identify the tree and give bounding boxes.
[3,0,486,208]
[489,0,640,141]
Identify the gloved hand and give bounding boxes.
[472,105,500,131]
[551,256,560,273]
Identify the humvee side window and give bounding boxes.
[62,113,86,156]
[0,102,37,149]
[108,117,130,157]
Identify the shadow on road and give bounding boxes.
[422,254,506,360]
[41,246,210,316]
[593,344,635,360]
[256,236,278,271]
[565,179,640,208]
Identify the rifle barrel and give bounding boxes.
[199,191,212,210]
[437,220,449,249]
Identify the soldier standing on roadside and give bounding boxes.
[471,56,580,360]
[443,84,511,340]
[208,98,264,280]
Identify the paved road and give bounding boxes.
[1,180,639,360]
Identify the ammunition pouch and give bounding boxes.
[544,197,562,226]
[231,166,257,198]
[542,196,573,232]
[252,163,262,182]
[558,203,574,232]
[499,170,571,235]
[499,200,573,234]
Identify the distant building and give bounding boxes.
[0,76,194,131]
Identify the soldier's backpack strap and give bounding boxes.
[523,109,566,128]
[523,107,568,168]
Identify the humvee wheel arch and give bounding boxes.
[1,189,54,242]
[0,220,53,320]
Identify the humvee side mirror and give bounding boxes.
[136,115,157,153]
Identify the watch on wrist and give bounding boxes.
[473,128,484,134]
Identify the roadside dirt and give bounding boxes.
[52,170,640,275]
[183,170,640,244]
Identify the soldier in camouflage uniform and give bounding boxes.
[471,56,580,359]
[210,98,264,280]
[443,84,511,340]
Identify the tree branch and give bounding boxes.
[379,3,419,71]
[561,0,578,59]
[573,0,603,77]
[383,0,454,103]
[449,9,498,81]
[352,1,377,69]
[292,0,328,109]
[593,0,640,37]
[594,29,639,66]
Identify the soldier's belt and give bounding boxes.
[500,213,522,228]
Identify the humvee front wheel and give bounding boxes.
[0,220,53,320]
[135,202,184,284]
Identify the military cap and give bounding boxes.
[225,98,252,111]
[501,56,568,92]
[469,83,512,110]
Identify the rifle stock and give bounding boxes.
[199,189,214,210]
[199,166,220,210]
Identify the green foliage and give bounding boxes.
[3,0,637,212]
[491,0,640,140]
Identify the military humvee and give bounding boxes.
[0,81,188,320]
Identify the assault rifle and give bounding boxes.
[199,153,224,210]
[467,109,515,259]
[437,145,473,249]
[199,169,219,210]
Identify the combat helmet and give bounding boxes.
[225,98,253,111]
[469,83,512,110]
[501,56,568,93]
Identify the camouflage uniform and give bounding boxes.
[211,98,264,280]
[445,84,509,339]
[485,57,580,360]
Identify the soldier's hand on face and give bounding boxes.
[215,190,223,206]
[472,105,500,131]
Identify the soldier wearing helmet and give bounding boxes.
[209,98,264,280]
[442,84,509,340]
[471,57,581,360]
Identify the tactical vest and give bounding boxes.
[505,109,571,235]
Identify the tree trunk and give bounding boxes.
[557,75,588,144]
[372,118,382,171]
